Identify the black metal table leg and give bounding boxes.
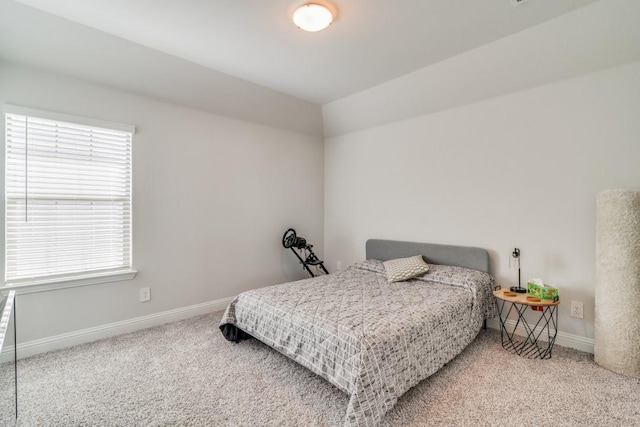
[493,289,560,359]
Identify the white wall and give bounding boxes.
[324,60,640,343]
[0,0,324,137]
[0,62,324,346]
[323,0,640,350]
[323,0,640,138]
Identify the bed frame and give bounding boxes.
[366,239,490,273]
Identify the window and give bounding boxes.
[4,106,136,290]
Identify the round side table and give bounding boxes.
[493,287,560,359]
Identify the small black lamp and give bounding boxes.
[509,248,526,293]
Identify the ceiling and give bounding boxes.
[11,0,599,105]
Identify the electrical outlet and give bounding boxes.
[570,301,583,319]
[139,287,151,302]
[336,261,342,271]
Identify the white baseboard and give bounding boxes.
[1,296,234,362]
[1,298,594,363]
[486,318,594,354]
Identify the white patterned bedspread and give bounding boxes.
[220,260,496,427]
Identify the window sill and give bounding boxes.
[1,270,138,295]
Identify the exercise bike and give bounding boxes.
[282,228,328,277]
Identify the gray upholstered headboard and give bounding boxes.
[366,239,490,273]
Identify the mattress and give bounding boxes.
[220,259,496,426]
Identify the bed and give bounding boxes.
[220,239,496,426]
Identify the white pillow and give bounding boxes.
[383,255,430,283]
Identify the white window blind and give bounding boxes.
[5,108,134,285]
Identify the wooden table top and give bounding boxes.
[493,288,560,306]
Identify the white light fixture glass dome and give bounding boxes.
[293,4,333,32]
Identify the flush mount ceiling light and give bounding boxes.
[293,3,333,32]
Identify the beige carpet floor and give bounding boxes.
[4,311,640,426]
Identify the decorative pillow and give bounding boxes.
[383,255,430,283]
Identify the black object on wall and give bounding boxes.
[282,228,328,277]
